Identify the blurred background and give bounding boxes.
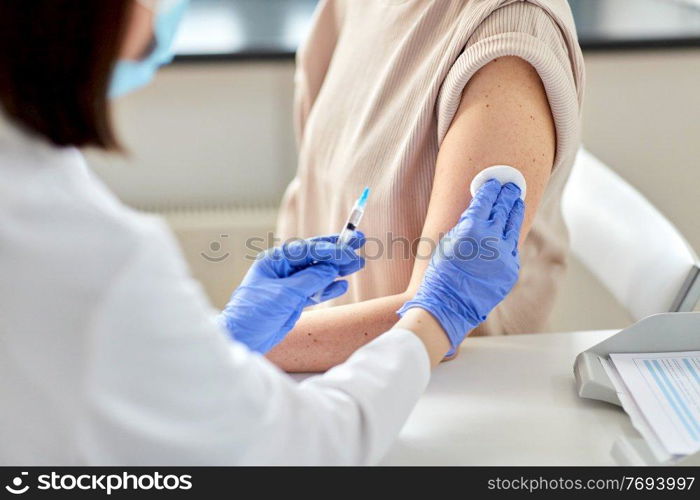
[85,0,700,333]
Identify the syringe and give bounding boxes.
[310,187,370,303]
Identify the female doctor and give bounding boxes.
[0,0,524,465]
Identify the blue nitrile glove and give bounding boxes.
[220,232,366,354]
[398,180,525,356]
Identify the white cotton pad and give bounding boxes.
[470,165,527,201]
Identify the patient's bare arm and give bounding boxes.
[267,56,556,372]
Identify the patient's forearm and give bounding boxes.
[266,292,411,372]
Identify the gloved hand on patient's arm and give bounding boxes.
[398,180,525,356]
[219,232,366,354]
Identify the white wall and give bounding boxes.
[581,49,700,252]
[86,49,700,331]
[86,62,297,209]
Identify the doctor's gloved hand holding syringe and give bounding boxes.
[219,232,366,354]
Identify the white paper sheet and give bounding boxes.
[609,352,700,457]
[600,356,673,463]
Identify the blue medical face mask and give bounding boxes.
[110,0,190,98]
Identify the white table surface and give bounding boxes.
[379,329,639,466]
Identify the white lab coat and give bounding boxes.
[0,120,430,465]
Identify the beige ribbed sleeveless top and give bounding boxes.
[277,0,585,335]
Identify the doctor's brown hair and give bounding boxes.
[0,0,133,149]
